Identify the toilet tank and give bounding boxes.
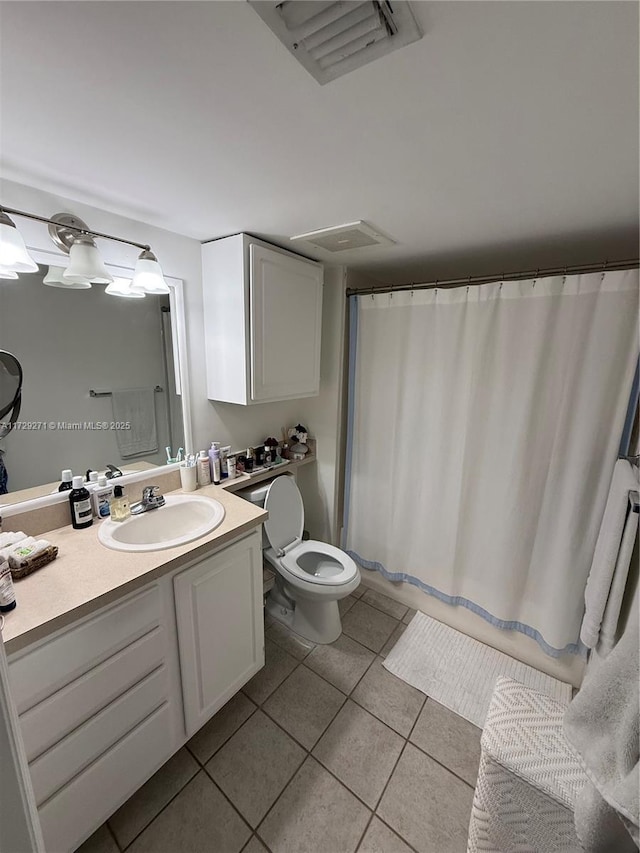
[235,473,296,548]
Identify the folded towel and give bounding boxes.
[598,503,638,655]
[7,537,51,569]
[111,388,158,459]
[580,459,638,649]
[564,602,639,852]
[0,530,26,548]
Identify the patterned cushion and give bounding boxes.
[468,676,588,853]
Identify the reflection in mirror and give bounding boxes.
[0,265,185,505]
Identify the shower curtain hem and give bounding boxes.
[348,550,587,659]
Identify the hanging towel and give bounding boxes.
[111,388,158,459]
[598,503,638,655]
[564,603,639,852]
[580,459,638,649]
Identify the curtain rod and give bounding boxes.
[345,258,639,297]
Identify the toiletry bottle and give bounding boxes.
[69,476,93,530]
[109,485,131,522]
[220,446,231,479]
[0,554,16,613]
[58,469,73,492]
[245,447,254,473]
[92,475,114,518]
[209,442,221,485]
[87,470,99,486]
[197,450,211,486]
[227,455,237,480]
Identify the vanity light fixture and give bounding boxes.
[105,276,145,299]
[43,265,92,289]
[131,250,170,294]
[0,210,38,273]
[0,206,169,295]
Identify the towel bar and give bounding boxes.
[89,386,163,398]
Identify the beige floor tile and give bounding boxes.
[342,601,399,653]
[313,700,404,808]
[187,692,257,764]
[267,621,316,660]
[108,748,199,849]
[377,744,473,853]
[263,665,345,749]
[258,757,371,853]
[304,633,375,694]
[409,699,482,785]
[402,608,417,625]
[242,638,298,705]
[127,771,250,853]
[380,623,406,659]
[206,710,305,828]
[351,659,424,737]
[338,594,357,617]
[75,825,118,853]
[361,589,409,621]
[358,817,414,853]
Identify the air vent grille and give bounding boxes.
[249,1,422,84]
[290,221,396,253]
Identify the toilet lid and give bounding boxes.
[264,476,304,553]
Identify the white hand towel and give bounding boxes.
[580,459,638,649]
[111,387,158,459]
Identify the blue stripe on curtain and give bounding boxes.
[618,358,639,458]
[341,295,358,549]
[346,550,586,658]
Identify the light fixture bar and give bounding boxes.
[0,205,151,252]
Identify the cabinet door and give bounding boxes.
[174,532,264,737]
[250,244,323,402]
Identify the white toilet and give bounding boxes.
[239,474,360,644]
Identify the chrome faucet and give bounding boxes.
[130,485,166,515]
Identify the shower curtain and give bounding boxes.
[344,270,639,656]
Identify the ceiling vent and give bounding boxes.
[290,221,396,252]
[248,1,422,84]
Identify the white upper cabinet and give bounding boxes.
[202,234,323,405]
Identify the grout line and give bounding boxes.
[185,701,259,767]
[200,765,258,838]
[117,765,201,851]
[360,589,410,622]
[404,734,476,791]
[354,811,375,852]
[374,813,421,853]
[104,820,123,853]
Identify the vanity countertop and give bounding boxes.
[1,484,267,655]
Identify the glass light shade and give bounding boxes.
[105,277,145,299]
[0,216,38,272]
[131,251,170,294]
[43,265,92,289]
[63,236,113,284]
[0,266,18,280]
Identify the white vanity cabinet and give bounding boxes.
[6,528,264,853]
[174,530,264,736]
[202,233,323,405]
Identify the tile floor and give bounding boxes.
[77,585,480,853]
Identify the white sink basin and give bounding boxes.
[98,494,226,552]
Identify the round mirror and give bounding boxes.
[0,350,23,441]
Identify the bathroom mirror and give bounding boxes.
[0,255,192,509]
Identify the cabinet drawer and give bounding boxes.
[38,701,174,853]
[19,626,164,761]
[30,665,168,807]
[9,585,161,714]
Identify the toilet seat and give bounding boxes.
[263,476,357,588]
[280,540,358,587]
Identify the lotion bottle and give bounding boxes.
[209,442,221,485]
[197,450,211,486]
[0,554,16,612]
[69,476,93,529]
[92,475,114,518]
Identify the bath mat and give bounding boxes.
[383,612,572,728]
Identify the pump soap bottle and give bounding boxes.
[109,485,131,522]
[69,476,93,529]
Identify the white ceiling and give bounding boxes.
[1,1,638,284]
